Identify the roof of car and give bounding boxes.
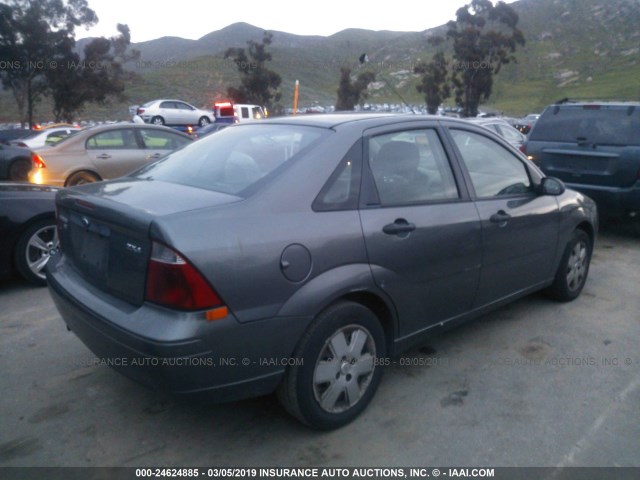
[260,113,474,130]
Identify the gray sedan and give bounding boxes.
[29,123,192,186]
[47,114,598,430]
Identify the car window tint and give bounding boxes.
[313,140,362,211]
[86,129,139,150]
[160,101,175,109]
[368,129,459,206]
[530,106,640,146]
[451,129,532,198]
[140,129,190,150]
[134,124,328,196]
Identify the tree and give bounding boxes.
[414,36,450,114]
[47,24,139,122]
[0,0,97,127]
[446,0,525,117]
[224,32,282,109]
[335,68,375,111]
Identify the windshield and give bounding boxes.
[133,124,329,196]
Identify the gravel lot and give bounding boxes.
[1,221,639,468]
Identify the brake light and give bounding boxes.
[32,152,46,169]
[137,108,145,115]
[145,242,225,312]
[519,144,527,154]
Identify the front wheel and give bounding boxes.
[546,229,592,302]
[277,301,386,430]
[198,116,210,127]
[15,219,59,286]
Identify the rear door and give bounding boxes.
[359,124,482,337]
[448,127,560,306]
[137,128,191,165]
[85,128,145,179]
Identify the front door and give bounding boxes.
[448,128,560,306]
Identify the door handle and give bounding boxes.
[147,153,162,159]
[96,153,111,159]
[383,219,416,236]
[490,210,511,225]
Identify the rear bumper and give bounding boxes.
[566,181,640,214]
[47,254,311,403]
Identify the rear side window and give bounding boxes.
[134,124,328,196]
[86,129,139,149]
[530,106,640,146]
[368,129,459,206]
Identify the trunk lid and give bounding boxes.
[56,178,241,306]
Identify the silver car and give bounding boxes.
[48,114,597,430]
[136,99,214,127]
[469,118,527,150]
[29,123,192,186]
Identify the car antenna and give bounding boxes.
[359,54,416,114]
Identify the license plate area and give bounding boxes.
[68,213,111,284]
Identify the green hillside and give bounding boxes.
[1,0,639,123]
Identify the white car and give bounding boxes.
[11,127,81,149]
[136,99,214,127]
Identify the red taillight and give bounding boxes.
[145,242,224,311]
[519,144,527,154]
[32,153,46,169]
[137,108,145,115]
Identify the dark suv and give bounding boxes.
[526,102,640,220]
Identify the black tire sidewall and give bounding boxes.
[66,171,99,186]
[152,116,164,125]
[293,302,386,430]
[199,116,210,127]
[9,158,31,181]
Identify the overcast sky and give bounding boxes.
[76,0,514,43]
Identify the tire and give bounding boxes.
[546,229,592,302]
[151,116,165,125]
[277,301,386,430]
[198,116,211,127]
[66,171,100,187]
[8,158,31,181]
[14,219,59,286]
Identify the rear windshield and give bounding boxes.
[133,124,328,196]
[530,105,640,146]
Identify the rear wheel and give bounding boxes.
[277,301,386,430]
[546,229,592,301]
[151,116,165,125]
[15,219,59,286]
[66,171,100,187]
[8,158,31,181]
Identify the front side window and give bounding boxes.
[368,129,459,206]
[86,129,139,150]
[451,129,531,198]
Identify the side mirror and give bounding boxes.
[541,177,565,196]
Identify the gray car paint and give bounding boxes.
[47,114,598,403]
